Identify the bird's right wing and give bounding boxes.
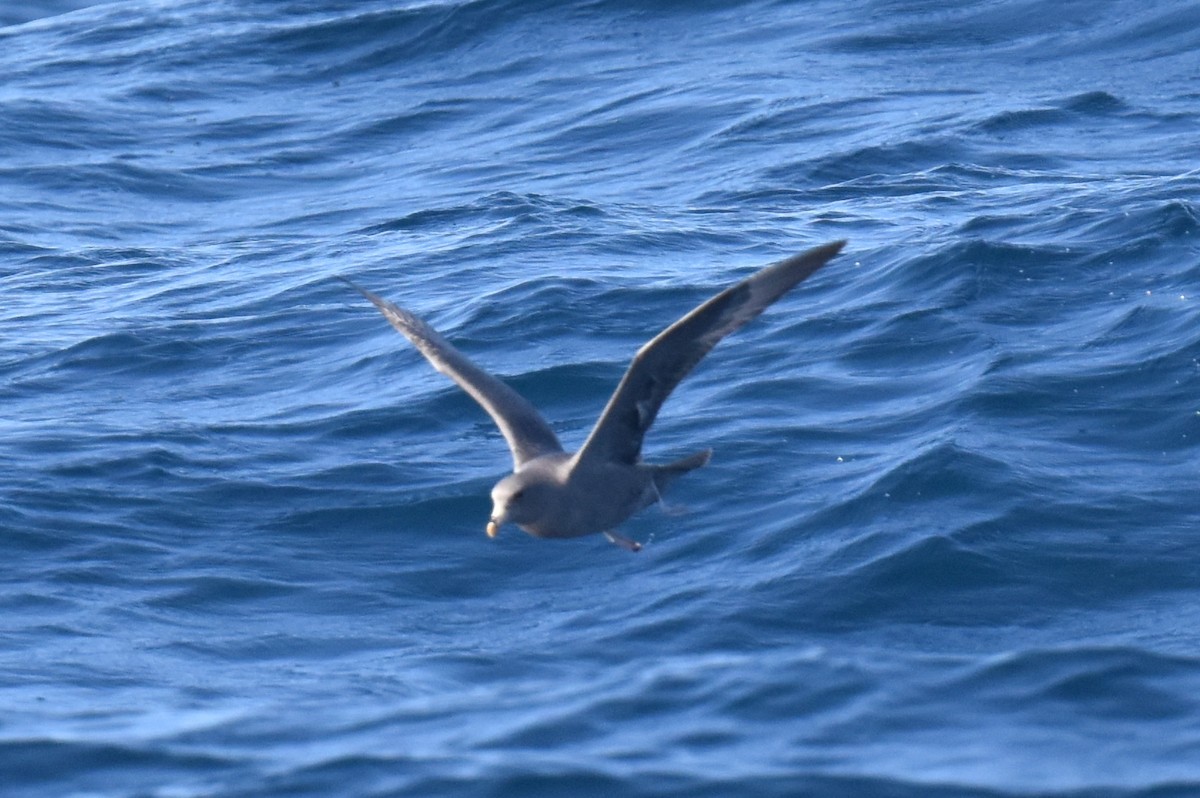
[342,279,563,469]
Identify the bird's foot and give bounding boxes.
[657,501,691,517]
[648,478,689,516]
[604,531,642,552]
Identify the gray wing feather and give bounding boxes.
[341,279,563,468]
[573,240,845,468]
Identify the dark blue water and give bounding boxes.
[3,1,1199,795]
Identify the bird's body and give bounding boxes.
[343,240,845,552]
[490,448,712,545]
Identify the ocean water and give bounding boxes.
[2,0,1199,795]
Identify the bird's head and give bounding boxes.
[487,470,552,538]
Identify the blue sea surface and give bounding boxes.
[3,1,1199,795]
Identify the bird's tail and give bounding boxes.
[651,448,713,494]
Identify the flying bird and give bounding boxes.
[342,239,845,552]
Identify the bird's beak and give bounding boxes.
[486,517,501,538]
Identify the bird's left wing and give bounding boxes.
[572,240,845,469]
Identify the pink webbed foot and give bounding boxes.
[604,531,642,552]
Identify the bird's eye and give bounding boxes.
[512,489,525,502]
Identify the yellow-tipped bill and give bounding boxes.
[486,520,499,538]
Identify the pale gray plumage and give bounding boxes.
[343,239,845,552]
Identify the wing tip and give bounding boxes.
[338,276,369,297]
[811,238,848,259]
[337,276,398,317]
[766,238,848,286]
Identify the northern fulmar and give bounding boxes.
[343,239,845,552]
